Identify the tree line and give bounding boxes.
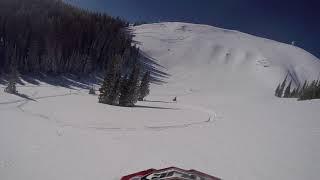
[275,75,320,101]
[1,0,154,106]
[0,0,139,75]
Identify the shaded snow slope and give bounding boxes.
[133,22,320,95]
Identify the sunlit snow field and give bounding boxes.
[1,22,320,180]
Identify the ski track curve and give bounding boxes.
[76,102,218,132]
[144,103,217,131]
[16,90,55,120]
[1,86,219,132]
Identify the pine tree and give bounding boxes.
[294,84,301,98]
[4,66,18,94]
[302,80,308,91]
[99,77,108,102]
[316,80,320,99]
[119,76,130,106]
[28,39,40,72]
[119,64,140,107]
[128,64,141,106]
[311,80,317,99]
[290,88,296,97]
[138,72,151,101]
[275,83,281,97]
[284,80,292,98]
[89,85,96,95]
[278,75,288,98]
[108,72,121,105]
[297,80,306,97]
[99,55,122,104]
[5,45,19,94]
[299,81,311,100]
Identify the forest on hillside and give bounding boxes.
[0,0,140,75]
[275,75,320,101]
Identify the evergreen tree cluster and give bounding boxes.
[99,56,151,107]
[0,0,139,74]
[275,76,320,101]
[298,80,320,100]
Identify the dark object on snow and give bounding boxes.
[173,97,177,102]
[4,82,17,94]
[4,66,18,94]
[121,167,221,180]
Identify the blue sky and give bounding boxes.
[65,0,320,58]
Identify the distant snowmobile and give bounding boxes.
[173,97,177,102]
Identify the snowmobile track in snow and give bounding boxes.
[1,87,219,132]
[83,103,218,132]
[0,92,78,105]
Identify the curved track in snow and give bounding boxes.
[0,92,78,105]
[64,100,218,132]
[1,87,218,132]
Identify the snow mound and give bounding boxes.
[133,22,320,95]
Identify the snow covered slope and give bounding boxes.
[1,22,319,180]
[133,22,320,96]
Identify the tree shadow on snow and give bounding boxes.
[0,50,169,89]
[139,50,170,85]
[0,73,104,90]
[134,105,179,110]
[144,100,175,104]
[13,92,37,102]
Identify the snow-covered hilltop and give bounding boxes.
[133,22,320,96]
